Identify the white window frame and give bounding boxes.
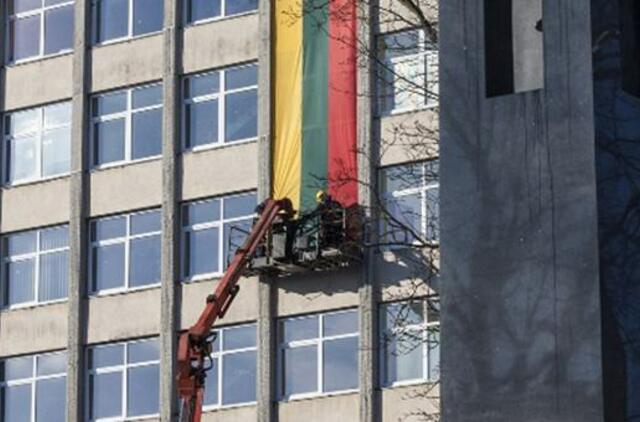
[1,225,69,309]
[380,159,439,246]
[91,0,163,46]
[86,338,160,422]
[0,351,68,422]
[181,191,256,282]
[379,298,440,388]
[184,0,258,26]
[202,322,258,410]
[182,62,258,152]
[278,309,360,401]
[88,209,162,295]
[5,0,75,65]
[378,29,438,116]
[90,83,163,169]
[3,102,72,186]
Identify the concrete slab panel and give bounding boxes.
[380,384,440,421]
[201,405,257,422]
[0,303,68,357]
[378,109,439,167]
[278,393,358,422]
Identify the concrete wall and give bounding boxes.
[278,393,359,422]
[0,303,68,356]
[201,405,257,422]
[440,0,603,421]
[380,384,440,422]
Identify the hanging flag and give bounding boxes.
[273,0,358,213]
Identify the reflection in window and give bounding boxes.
[185,0,257,24]
[88,338,160,420]
[94,0,164,43]
[89,209,161,293]
[380,298,440,386]
[91,84,163,166]
[183,63,258,149]
[1,225,69,307]
[4,102,72,185]
[0,352,67,422]
[182,191,256,280]
[7,0,74,62]
[278,309,359,399]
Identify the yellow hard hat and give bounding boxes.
[315,190,326,203]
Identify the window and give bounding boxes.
[1,225,69,308]
[183,63,258,149]
[202,323,257,408]
[278,309,359,399]
[4,102,72,185]
[7,0,74,63]
[89,209,161,294]
[620,0,640,97]
[1,352,67,422]
[93,0,163,44]
[380,160,439,244]
[91,84,163,167]
[378,29,438,114]
[380,299,440,386]
[484,0,544,97]
[182,191,256,280]
[185,0,257,24]
[87,338,159,420]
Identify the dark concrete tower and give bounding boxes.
[440,1,605,421]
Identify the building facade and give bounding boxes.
[0,0,440,421]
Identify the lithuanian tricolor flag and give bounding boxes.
[273,0,358,213]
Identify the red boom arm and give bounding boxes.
[177,198,293,422]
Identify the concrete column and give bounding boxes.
[67,0,92,420]
[160,0,182,420]
[358,0,379,421]
[256,0,276,420]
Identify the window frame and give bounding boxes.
[86,338,160,422]
[1,224,70,309]
[5,0,75,65]
[181,191,256,282]
[379,298,440,388]
[88,208,162,296]
[183,0,258,26]
[0,351,68,422]
[182,62,259,152]
[91,0,164,46]
[277,308,360,401]
[377,28,439,116]
[90,83,163,169]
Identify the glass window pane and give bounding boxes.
[8,109,39,136]
[188,73,219,98]
[223,219,252,266]
[10,0,41,13]
[203,357,219,405]
[94,119,126,165]
[223,193,256,219]
[97,0,128,42]
[3,384,31,422]
[93,243,125,291]
[36,377,66,422]
[39,250,68,302]
[186,227,219,276]
[427,327,439,381]
[323,310,358,337]
[323,337,358,391]
[382,30,421,60]
[127,365,159,416]
[45,0,71,5]
[132,108,162,159]
[131,210,161,235]
[187,0,220,22]
[44,103,71,128]
[11,15,41,61]
[7,259,35,305]
[128,339,159,363]
[37,353,67,376]
[226,65,258,90]
[223,324,256,350]
[283,346,317,397]
[132,85,163,109]
[388,193,422,239]
[426,187,439,242]
[9,136,38,182]
[94,92,127,116]
[226,0,258,15]
[40,226,69,250]
[6,232,37,256]
[385,330,423,383]
[90,344,124,368]
[91,372,122,419]
[222,350,256,405]
[42,126,71,177]
[186,100,218,148]
[282,316,318,343]
[132,0,163,36]
[225,90,257,142]
[384,302,424,329]
[93,217,127,241]
[129,235,161,287]
[44,5,74,55]
[3,356,33,381]
[185,200,220,226]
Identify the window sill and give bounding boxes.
[89,283,161,299]
[91,155,162,172]
[203,401,256,413]
[183,137,257,155]
[381,379,437,390]
[93,413,159,422]
[1,298,68,313]
[92,31,163,49]
[280,388,359,403]
[377,103,439,118]
[4,172,71,190]
[6,50,73,68]
[186,10,258,28]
